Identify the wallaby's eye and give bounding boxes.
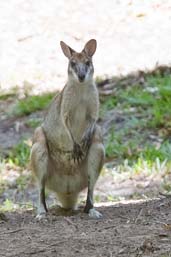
[85,61,90,66]
[70,61,76,67]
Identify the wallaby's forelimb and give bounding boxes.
[81,120,96,153]
[72,142,84,163]
[63,114,84,163]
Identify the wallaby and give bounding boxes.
[30,39,105,219]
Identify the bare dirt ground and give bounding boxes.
[1,198,171,257]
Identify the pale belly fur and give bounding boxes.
[46,152,88,195]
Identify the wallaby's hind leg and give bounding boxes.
[84,126,105,218]
[36,178,48,219]
[30,127,49,219]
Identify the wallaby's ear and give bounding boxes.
[83,39,97,57]
[60,41,75,59]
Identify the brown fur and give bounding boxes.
[30,39,105,218]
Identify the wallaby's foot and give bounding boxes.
[36,206,48,220]
[88,208,102,219]
[36,212,47,221]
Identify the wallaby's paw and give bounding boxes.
[88,208,102,219]
[72,142,84,163]
[82,124,95,152]
[36,212,47,221]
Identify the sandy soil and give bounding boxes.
[0,0,171,94]
[0,198,171,257]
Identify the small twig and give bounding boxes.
[25,240,70,256]
[49,240,69,247]
[118,215,130,220]
[64,217,78,229]
[25,249,46,255]
[0,228,24,235]
[134,208,143,223]
[98,225,117,231]
[0,227,42,236]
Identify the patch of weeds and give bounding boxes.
[0,180,6,196]
[105,127,171,165]
[0,199,16,212]
[162,182,171,193]
[7,140,30,167]
[105,130,123,159]
[105,129,141,161]
[25,118,41,128]
[16,174,31,191]
[0,161,7,195]
[0,93,16,100]
[0,199,33,212]
[107,194,122,202]
[146,74,171,128]
[12,93,54,116]
[102,73,171,164]
[94,195,101,203]
[100,96,118,118]
[130,192,146,200]
[124,116,148,130]
[141,141,171,162]
[119,85,155,107]
[0,86,20,100]
[101,96,118,111]
[112,158,171,186]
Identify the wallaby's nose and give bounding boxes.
[78,74,85,82]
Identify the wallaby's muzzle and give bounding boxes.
[78,73,85,82]
[77,63,88,83]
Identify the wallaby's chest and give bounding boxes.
[69,93,89,140]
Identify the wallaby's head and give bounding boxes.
[60,39,97,83]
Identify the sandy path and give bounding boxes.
[0,0,171,94]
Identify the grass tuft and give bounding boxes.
[11,93,54,116]
[7,140,31,167]
[103,74,171,163]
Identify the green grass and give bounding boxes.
[0,93,16,100]
[7,140,30,167]
[16,174,31,191]
[141,141,171,161]
[103,74,171,163]
[12,93,54,116]
[0,199,33,212]
[119,86,155,107]
[25,118,42,128]
[0,199,17,212]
